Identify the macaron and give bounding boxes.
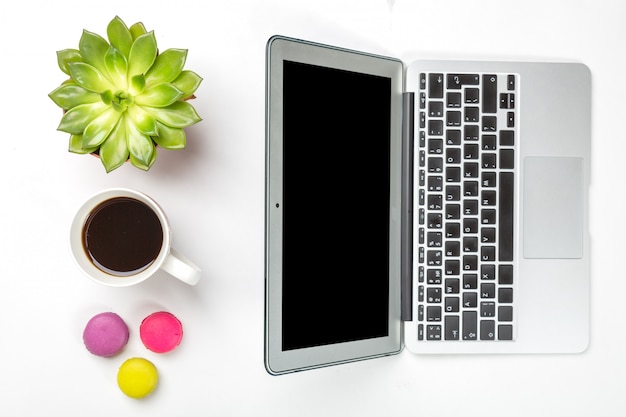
[117,357,158,399]
[83,312,129,357]
[139,311,183,353]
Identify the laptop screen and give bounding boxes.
[281,60,392,350]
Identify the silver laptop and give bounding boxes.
[264,35,591,374]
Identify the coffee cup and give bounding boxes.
[70,188,201,287]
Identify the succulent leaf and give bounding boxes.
[144,101,202,128]
[135,83,184,107]
[129,150,157,171]
[104,46,128,89]
[79,30,110,76]
[172,70,203,97]
[126,118,155,169]
[127,105,158,136]
[133,144,158,170]
[99,117,130,172]
[106,16,133,58]
[58,102,108,134]
[68,62,114,93]
[129,22,148,40]
[69,134,99,154]
[147,147,158,167]
[153,122,186,149]
[49,84,100,109]
[83,106,122,148]
[127,31,157,79]
[145,49,187,85]
[57,49,84,75]
[129,74,146,95]
[100,90,114,105]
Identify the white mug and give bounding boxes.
[70,188,201,287]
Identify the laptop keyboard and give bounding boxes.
[415,72,517,342]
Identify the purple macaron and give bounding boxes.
[83,312,130,357]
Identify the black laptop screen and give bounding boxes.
[281,60,392,351]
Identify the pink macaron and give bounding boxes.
[139,311,183,353]
[83,312,130,357]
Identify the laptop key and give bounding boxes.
[446,147,462,163]
[463,237,478,252]
[429,73,444,98]
[480,302,496,317]
[482,227,496,243]
[481,283,496,299]
[499,306,513,322]
[447,92,462,108]
[427,232,442,247]
[446,129,462,145]
[482,116,497,132]
[427,325,442,340]
[481,209,496,225]
[507,74,515,90]
[427,306,442,321]
[463,292,477,308]
[429,101,444,117]
[465,88,480,104]
[498,288,514,304]
[464,125,479,141]
[499,172,514,261]
[480,320,496,340]
[427,269,442,284]
[464,162,479,178]
[481,264,495,280]
[427,287,442,303]
[447,73,479,88]
[507,111,515,127]
[445,316,460,340]
[498,325,513,341]
[445,241,460,256]
[445,278,460,294]
[429,120,444,135]
[500,149,515,169]
[428,157,444,173]
[445,260,460,275]
[499,93,515,109]
[500,130,515,146]
[447,111,462,126]
[445,296,460,313]
[481,246,496,261]
[499,265,514,284]
[462,311,478,340]
[464,107,480,122]
[482,135,497,150]
[463,274,477,289]
[482,74,498,113]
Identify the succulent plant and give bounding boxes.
[49,16,202,172]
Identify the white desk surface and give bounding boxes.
[0,0,621,415]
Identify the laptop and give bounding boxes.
[264,35,591,374]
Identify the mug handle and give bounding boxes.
[161,248,201,285]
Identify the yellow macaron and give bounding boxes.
[117,357,158,399]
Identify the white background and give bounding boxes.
[0,0,621,415]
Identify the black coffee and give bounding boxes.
[82,197,164,276]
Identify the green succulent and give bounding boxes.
[49,16,202,172]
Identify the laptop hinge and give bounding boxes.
[401,92,415,322]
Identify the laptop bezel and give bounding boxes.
[264,35,405,374]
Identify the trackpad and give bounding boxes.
[523,157,584,259]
